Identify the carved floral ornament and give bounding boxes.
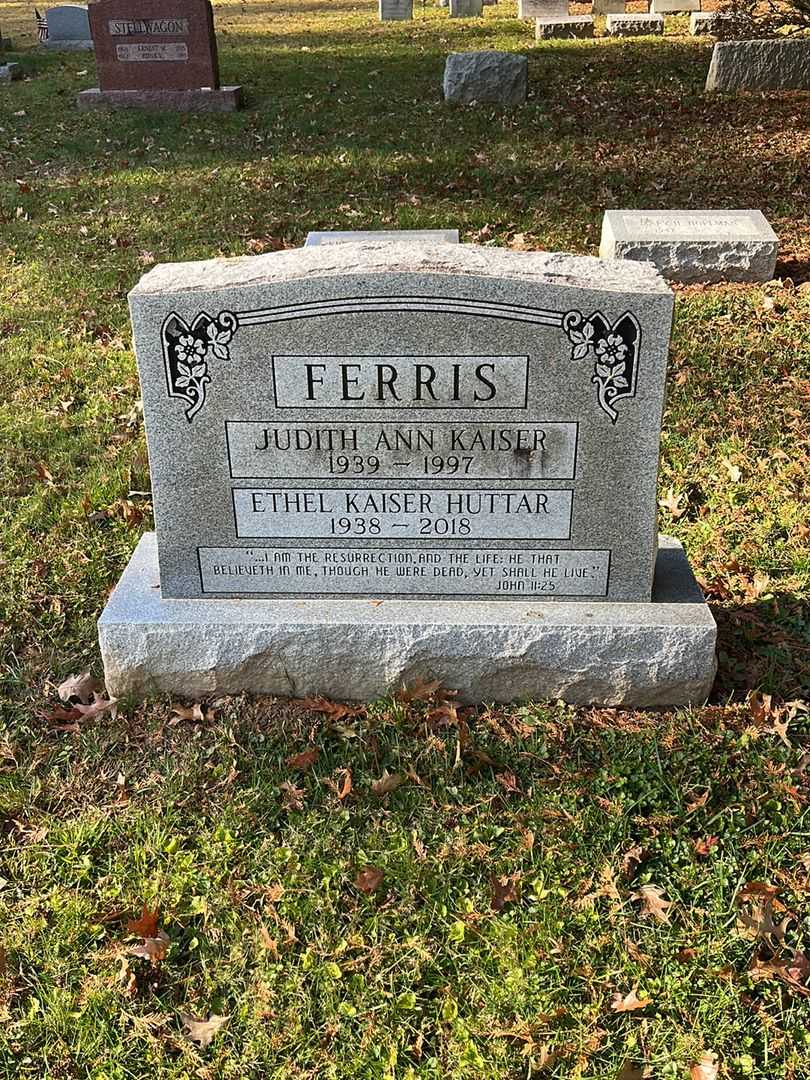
[161,299,641,424]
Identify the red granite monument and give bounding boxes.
[78,0,241,111]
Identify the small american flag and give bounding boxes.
[35,8,48,42]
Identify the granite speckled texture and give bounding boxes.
[605,12,664,34]
[600,209,778,284]
[128,242,674,604]
[536,16,594,38]
[706,39,810,93]
[518,0,567,16]
[99,533,717,706]
[443,51,528,104]
[78,85,242,111]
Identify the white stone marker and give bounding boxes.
[536,15,594,37]
[706,39,810,93]
[99,242,717,705]
[306,230,459,246]
[519,0,568,17]
[379,0,413,20]
[651,0,700,12]
[599,210,778,284]
[449,0,484,16]
[605,12,664,35]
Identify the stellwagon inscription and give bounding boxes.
[129,244,674,602]
[88,0,219,91]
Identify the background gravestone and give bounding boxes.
[706,39,810,93]
[379,0,414,19]
[98,243,716,706]
[79,0,242,111]
[42,4,93,50]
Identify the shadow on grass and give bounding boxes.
[711,592,809,701]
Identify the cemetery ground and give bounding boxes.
[0,0,808,1075]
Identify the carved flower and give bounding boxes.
[595,334,628,364]
[176,333,206,363]
[206,320,232,360]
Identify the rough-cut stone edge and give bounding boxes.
[705,39,810,93]
[536,16,594,38]
[78,86,243,112]
[602,209,778,244]
[99,533,717,706]
[605,13,665,34]
[130,240,671,299]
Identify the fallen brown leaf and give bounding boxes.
[57,671,102,704]
[396,677,443,703]
[491,874,520,912]
[630,884,673,924]
[610,989,652,1013]
[279,780,305,812]
[180,1012,229,1047]
[299,695,363,721]
[286,747,319,771]
[127,903,160,939]
[74,692,117,720]
[129,929,169,966]
[354,865,384,894]
[371,769,404,796]
[690,1051,719,1080]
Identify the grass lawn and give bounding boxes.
[0,0,809,1076]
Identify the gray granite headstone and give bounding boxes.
[43,4,93,49]
[443,51,528,105]
[518,0,567,16]
[305,230,459,247]
[379,0,414,18]
[605,12,664,34]
[599,209,778,284]
[127,243,674,604]
[102,243,717,704]
[449,0,484,16]
[536,15,594,38]
[705,39,810,93]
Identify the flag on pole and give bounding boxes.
[35,9,49,42]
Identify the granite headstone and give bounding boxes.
[42,4,93,50]
[100,243,716,704]
[79,0,241,111]
[379,0,414,18]
[599,209,778,283]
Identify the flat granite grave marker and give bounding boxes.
[78,0,241,112]
[599,209,778,283]
[444,51,528,105]
[99,243,716,705]
[306,229,460,246]
[536,15,594,38]
[42,4,93,50]
[705,39,810,93]
[605,12,664,34]
[379,0,414,18]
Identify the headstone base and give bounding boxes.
[77,85,242,112]
[42,39,94,51]
[99,533,717,707]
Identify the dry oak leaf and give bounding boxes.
[180,1012,229,1048]
[630,884,673,924]
[354,865,385,894]
[127,903,160,939]
[57,671,102,704]
[324,768,352,801]
[299,695,363,721]
[658,488,686,519]
[749,949,810,997]
[397,677,443,703]
[286,747,319,771]
[279,780,305,812]
[171,702,206,723]
[690,1051,719,1080]
[129,929,169,966]
[371,769,405,796]
[610,989,652,1013]
[74,693,117,720]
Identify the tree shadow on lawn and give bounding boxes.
[711,592,809,701]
